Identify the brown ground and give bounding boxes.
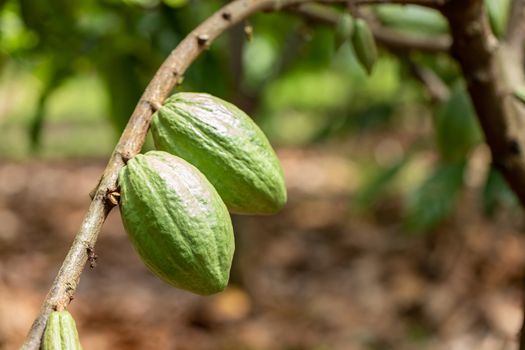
[1,147,524,350]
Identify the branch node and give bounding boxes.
[116,150,132,165]
[87,246,98,269]
[106,188,121,207]
[222,11,232,21]
[509,139,522,155]
[146,100,163,112]
[89,187,96,200]
[197,34,210,47]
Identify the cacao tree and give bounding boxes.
[1,0,524,348]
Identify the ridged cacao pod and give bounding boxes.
[351,19,378,75]
[42,310,82,350]
[151,92,287,215]
[118,151,234,295]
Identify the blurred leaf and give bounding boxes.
[314,103,396,141]
[373,5,448,35]
[405,161,465,233]
[163,0,188,8]
[19,0,78,50]
[29,64,71,150]
[513,88,525,105]
[356,156,410,210]
[433,84,482,162]
[485,0,510,38]
[97,54,144,133]
[482,166,516,216]
[243,35,278,85]
[0,2,39,56]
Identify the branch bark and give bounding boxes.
[21,0,448,348]
[506,0,525,58]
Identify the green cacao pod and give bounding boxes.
[335,13,354,49]
[119,151,234,295]
[351,19,378,75]
[151,92,287,215]
[42,310,82,350]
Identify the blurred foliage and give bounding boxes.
[433,83,482,162]
[482,166,517,216]
[405,161,466,233]
[0,1,517,232]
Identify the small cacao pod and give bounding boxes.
[351,18,377,75]
[151,92,287,215]
[42,310,82,350]
[118,151,234,295]
[335,13,354,49]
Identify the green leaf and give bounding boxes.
[356,156,409,211]
[405,161,465,233]
[96,54,144,133]
[29,64,71,151]
[482,166,516,216]
[433,84,482,162]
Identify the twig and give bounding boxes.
[22,0,447,348]
[292,4,451,53]
[407,60,449,103]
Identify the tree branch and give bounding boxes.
[441,0,525,206]
[21,0,447,348]
[441,2,525,347]
[407,60,450,103]
[505,0,525,55]
[291,4,451,53]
